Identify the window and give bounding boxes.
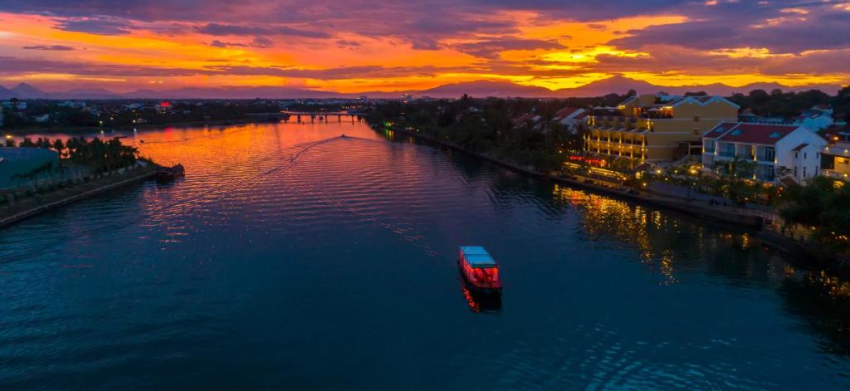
[694,116,700,122]
[795,152,799,159]
[803,166,807,178]
[693,129,699,136]
[804,152,807,159]
[765,147,775,161]
[794,166,798,177]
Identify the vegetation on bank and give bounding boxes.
[779,177,850,253]
[366,94,628,171]
[727,86,850,120]
[0,136,142,206]
[367,93,850,254]
[1,100,285,129]
[5,136,140,173]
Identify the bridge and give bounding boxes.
[284,111,365,123]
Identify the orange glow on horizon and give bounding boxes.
[0,9,846,93]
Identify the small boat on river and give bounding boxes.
[458,246,502,294]
[156,164,185,183]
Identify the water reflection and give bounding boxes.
[1,121,848,390]
[460,284,502,314]
[781,270,850,355]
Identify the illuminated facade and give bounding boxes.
[585,94,739,164]
[822,138,850,182]
[702,122,827,183]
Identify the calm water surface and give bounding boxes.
[1,120,849,390]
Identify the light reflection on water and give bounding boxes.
[0,121,848,390]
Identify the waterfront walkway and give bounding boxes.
[0,164,158,229]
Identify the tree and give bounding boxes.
[52,139,65,157]
[780,177,850,252]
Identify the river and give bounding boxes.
[1,120,848,390]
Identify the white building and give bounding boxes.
[552,107,587,133]
[795,105,834,132]
[702,122,827,184]
[34,114,50,123]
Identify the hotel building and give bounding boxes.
[585,93,739,164]
[821,131,850,181]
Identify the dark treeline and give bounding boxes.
[780,177,850,253]
[5,136,139,174]
[367,93,636,171]
[727,87,850,120]
[1,100,284,129]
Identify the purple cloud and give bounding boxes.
[453,38,565,58]
[23,45,75,51]
[196,23,330,38]
[610,3,850,54]
[54,17,133,35]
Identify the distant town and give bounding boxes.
[1,83,849,259]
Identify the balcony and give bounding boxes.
[756,154,775,163]
[824,143,850,158]
[823,169,850,181]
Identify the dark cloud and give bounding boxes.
[54,17,133,35]
[249,37,274,48]
[22,45,75,51]
[336,39,361,48]
[0,55,462,80]
[0,56,204,77]
[610,3,850,54]
[206,64,460,79]
[196,23,330,38]
[453,38,565,59]
[210,40,247,48]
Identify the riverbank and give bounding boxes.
[384,126,850,274]
[0,164,158,229]
[387,127,763,227]
[4,117,271,136]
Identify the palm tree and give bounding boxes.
[52,139,65,158]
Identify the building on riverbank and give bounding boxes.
[0,147,60,189]
[701,122,827,184]
[585,93,739,165]
[821,139,850,182]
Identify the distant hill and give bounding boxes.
[0,76,844,100]
[52,88,122,100]
[10,83,49,99]
[0,85,15,100]
[420,80,553,98]
[554,76,845,98]
[122,86,347,100]
[556,76,657,97]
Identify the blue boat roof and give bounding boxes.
[460,246,497,267]
[460,246,490,255]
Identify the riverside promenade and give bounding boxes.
[0,164,159,229]
[387,126,850,273]
[388,127,764,228]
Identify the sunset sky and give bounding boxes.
[0,0,849,93]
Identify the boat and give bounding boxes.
[155,164,185,183]
[458,246,502,294]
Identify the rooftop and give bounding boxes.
[707,122,807,145]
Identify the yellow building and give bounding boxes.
[585,94,739,165]
[822,141,850,182]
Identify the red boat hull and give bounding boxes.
[459,259,502,293]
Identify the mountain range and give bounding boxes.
[0,77,845,100]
